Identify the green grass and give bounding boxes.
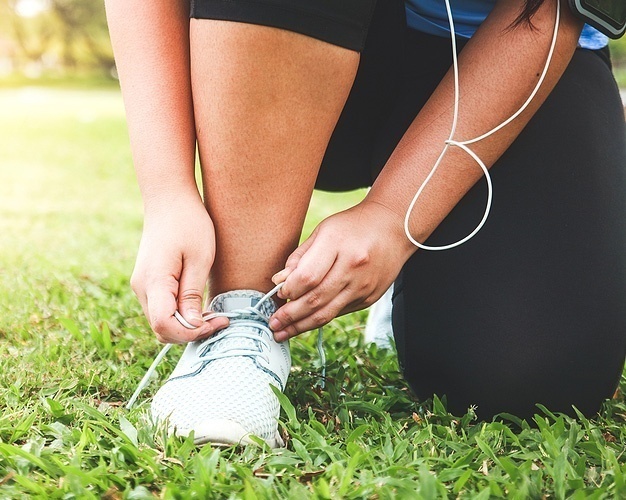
[1,87,626,499]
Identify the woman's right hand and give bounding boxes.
[130,196,229,344]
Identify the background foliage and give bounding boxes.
[0,0,114,82]
[0,0,626,86]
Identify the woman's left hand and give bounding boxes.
[269,200,415,341]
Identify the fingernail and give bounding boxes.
[269,318,282,331]
[272,267,291,284]
[187,309,203,323]
[208,317,229,331]
[274,331,288,342]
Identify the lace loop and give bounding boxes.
[196,320,273,366]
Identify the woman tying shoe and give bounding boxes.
[106,0,626,447]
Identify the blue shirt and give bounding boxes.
[405,0,608,50]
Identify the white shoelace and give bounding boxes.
[126,283,325,409]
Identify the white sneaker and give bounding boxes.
[150,290,291,447]
[364,284,394,349]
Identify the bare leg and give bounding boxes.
[190,21,359,296]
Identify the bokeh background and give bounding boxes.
[0,0,114,85]
[1,0,626,86]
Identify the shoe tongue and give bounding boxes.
[209,290,277,317]
[202,290,276,357]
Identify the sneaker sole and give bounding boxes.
[174,419,284,448]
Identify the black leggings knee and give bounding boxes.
[317,0,626,419]
[392,47,626,420]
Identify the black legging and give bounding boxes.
[316,0,626,420]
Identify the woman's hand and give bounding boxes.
[131,196,229,343]
[268,200,415,340]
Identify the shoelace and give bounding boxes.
[126,283,325,409]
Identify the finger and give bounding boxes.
[269,267,348,333]
[271,266,293,286]
[286,229,318,268]
[185,313,229,341]
[279,235,337,300]
[273,230,319,292]
[177,257,210,328]
[336,288,384,317]
[130,272,149,320]
[273,288,353,341]
[135,289,149,323]
[146,287,219,344]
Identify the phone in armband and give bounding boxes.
[568,0,626,39]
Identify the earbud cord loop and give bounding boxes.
[404,0,561,251]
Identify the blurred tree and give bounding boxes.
[49,0,113,70]
[0,0,114,77]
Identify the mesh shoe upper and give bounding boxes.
[151,290,291,446]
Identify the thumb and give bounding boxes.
[272,228,319,288]
[177,262,208,328]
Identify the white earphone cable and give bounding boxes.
[404,0,561,251]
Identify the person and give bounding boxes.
[105,0,626,447]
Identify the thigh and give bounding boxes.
[393,47,626,420]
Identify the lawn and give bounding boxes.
[0,87,625,498]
